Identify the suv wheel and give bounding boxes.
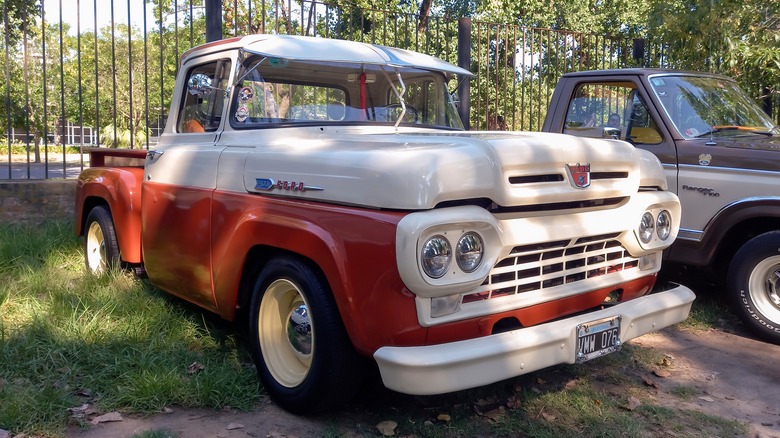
[727,231,780,344]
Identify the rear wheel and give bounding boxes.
[247,256,365,413]
[84,206,120,274]
[727,231,780,344]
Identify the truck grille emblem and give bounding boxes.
[565,163,591,188]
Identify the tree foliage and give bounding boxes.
[1,0,778,145]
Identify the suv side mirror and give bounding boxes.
[602,127,620,140]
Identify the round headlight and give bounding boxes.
[656,210,672,240]
[456,232,484,273]
[421,235,452,279]
[639,212,655,244]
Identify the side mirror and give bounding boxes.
[602,127,621,140]
[187,73,213,97]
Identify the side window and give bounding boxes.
[563,82,662,145]
[178,60,230,133]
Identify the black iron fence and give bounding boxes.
[1,0,777,179]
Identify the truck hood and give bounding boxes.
[241,127,645,210]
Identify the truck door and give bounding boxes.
[553,78,679,192]
[141,57,232,311]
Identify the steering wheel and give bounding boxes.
[381,103,419,123]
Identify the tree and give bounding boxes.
[1,0,41,47]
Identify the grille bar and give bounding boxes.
[462,235,638,304]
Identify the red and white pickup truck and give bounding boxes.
[75,35,694,413]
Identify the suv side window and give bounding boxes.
[563,82,662,145]
[178,59,230,133]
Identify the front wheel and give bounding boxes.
[727,231,780,344]
[247,256,366,413]
[84,206,120,274]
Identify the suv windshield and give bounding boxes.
[229,56,464,130]
[648,75,777,139]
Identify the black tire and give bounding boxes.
[727,231,780,344]
[247,256,366,414]
[83,205,121,274]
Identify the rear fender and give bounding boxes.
[75,167,144,263]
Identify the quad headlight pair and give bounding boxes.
[638,210,672,244]
[420,232,484,279]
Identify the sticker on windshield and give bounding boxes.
[235,106,249,122]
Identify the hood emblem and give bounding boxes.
[565,163,591,189]
[254,178,324,192]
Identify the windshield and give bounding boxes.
[648,75,777,139]
[229,56,464,130]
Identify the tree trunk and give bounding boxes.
[418,0,433,33]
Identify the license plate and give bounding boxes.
[576,316,621,363]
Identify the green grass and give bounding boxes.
[0,222,261,437]
[0,222,750,438]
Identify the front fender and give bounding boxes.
[75,167,144,263]
[209,193,424,355]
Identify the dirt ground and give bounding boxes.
[62,323,780,438]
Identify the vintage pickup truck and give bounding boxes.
[75,36,694,413]
[543,69,780,344]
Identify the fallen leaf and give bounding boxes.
[698,396,715,403]
[506,395,521,409]
[376,420,397,436]
[163,407,174,414]
[187,362,205,375]
[90,412,123,424]
[653,369,671,378]
[658,355,674,367]
[531,387,542,394]
[68,404,90,415]
[642,376,659,388]
[623,396,642,411]
[536,378,546,385]
[541,411,556,422]
[226,423,244,430]
[512,383,523,393]
[475,398,491,407]
[564,379,579,390]
[481,406,506,422]
[436,413,451,422]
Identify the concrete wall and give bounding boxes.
[1,180,77,225]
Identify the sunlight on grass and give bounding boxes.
[0,222,261,437]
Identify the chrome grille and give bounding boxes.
[462,233,638,304]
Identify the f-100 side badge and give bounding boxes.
[254,178,323,192]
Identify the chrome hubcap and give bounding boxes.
[748,256,780,323]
